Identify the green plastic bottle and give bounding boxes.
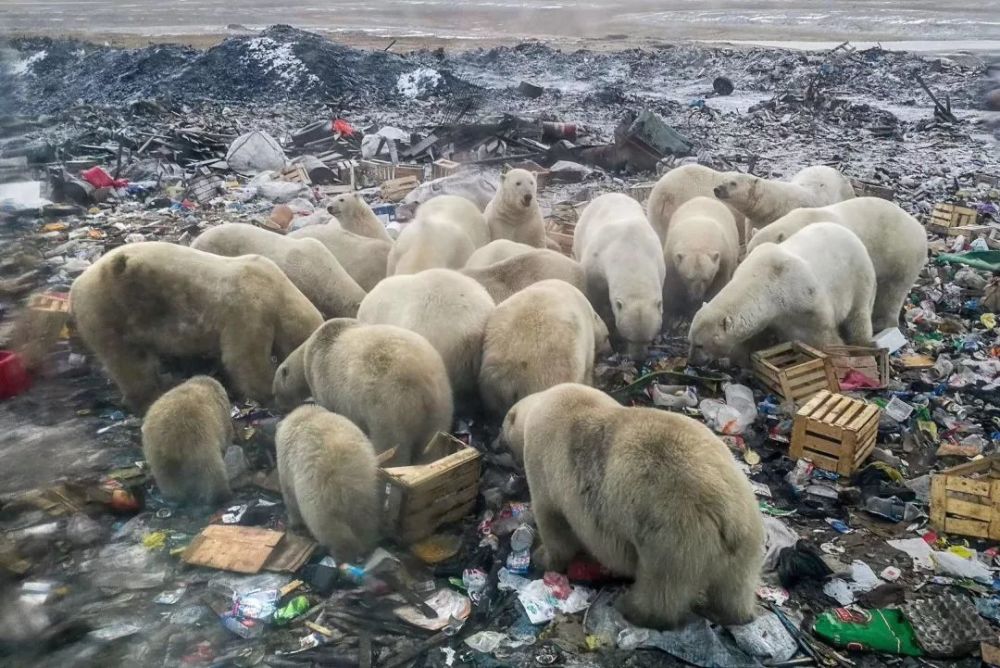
[272,595,310,626]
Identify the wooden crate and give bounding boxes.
[360,160,424,185]
[849,178,895,201]
[628,182,657,203]
[379,175,420,203]
[823,345,889,390]
[944,224,991,239]
[930,457,1000,540]
[545,220,576,257]
[432,159,460,180]
[751,342,838,405]
[278,164,311,185]
[928,203,978,230]
[790,390,881,475]
[379,433,481,544]
[974,172,1000,189]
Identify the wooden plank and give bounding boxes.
[797,391,830,417]
[853,437,877,466]
[804,419,842,440]
[406,465,480,508]
[939,458,996,478]
[790,414,808,459]
[849,405,881,432]
[833,400,866,428]
[946,477,992,497]
[944,516,990,539]
[400,498,477,543]
[800,450,841,472]
[943,497,993,522]
[181,525,284,573]
[930,475,947,530]
[784,361,826,379]
[801,434,846,456]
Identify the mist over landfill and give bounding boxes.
[0,1,1000,667]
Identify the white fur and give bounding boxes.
[276,405,379,561]
[479,280,610,415]
[689,223,876,362]
[461,249,587,303]
[326,193,392,242]
[748,197,927,331]
[273,319,453,465]
[714,165,856,227]
[501,383,765,629]
[357,269,495,400]
[663,196,740,317]
[465,239,536,268]
[387,195,489,275]
[573,193,665,358]
[484,168,547,247]
[289,223,391,292]
[646,164,748,245]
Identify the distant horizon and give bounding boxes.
[1,0,999,47]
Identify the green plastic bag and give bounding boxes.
[934,251,1000,272]
[813,608,923,656]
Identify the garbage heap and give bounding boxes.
[1,26,1000,668]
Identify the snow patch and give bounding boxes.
[243,37,320,88]
[397,67,441,98]
[10,50,47,76]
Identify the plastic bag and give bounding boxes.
[226,131,286,173]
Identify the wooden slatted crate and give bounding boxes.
[928,203,978,231]
[628,182,657,203]
[379,433,481,544]
[849,178,895,201]
[432,159,460,180]
[930,458,1000,540]
[823,345,890,390]
[791,391,881,475]
[751,342,838,406]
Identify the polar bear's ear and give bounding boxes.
[776,233,785,242]
[722,315,733,332]
[709,251,720,263]
[674,252,684,265]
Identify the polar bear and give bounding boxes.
[499,383,764,629]
[713,165,856,228]
[689,223,876,364]
[357,269,494,400]
[326,193,392,242]
[663,197,741,318]
[461,249,587,303]
[479,280,610,416]
[289,224,391,292]
[272,318,452,465]
[71,242,322,413]
[484,169,547,247]
[646,164,748,246]
[276,405,379,561]
[191,223,365,318]
[465,239,536,269]
[141,375,233,506]
[746,197,928,331]
[387,195,490,275]
[573,193,665,359]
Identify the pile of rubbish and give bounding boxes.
[1,25,1000,668]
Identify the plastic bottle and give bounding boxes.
[506,524,535,575]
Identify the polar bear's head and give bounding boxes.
[674,250,721,302]
[498,392,546,464]
[611,291,662,359]
[500,168,537,209]
[272,344,311,411]
[326,193,364,218]
[713,174,758,203]
[687,304,736,364]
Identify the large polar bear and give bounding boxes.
[141,375,233,506]
[500,383,764,629]
[484,168,548,248]
[191,223,365,318]
[746,197,928,332]
[689,223,876,363]
[646,164,748,246]
[465,239,536,269]
[387,195,490,275]
[479,280,609,416]
[289,223,391,292]
[71,242,322,413]
[662,196,741,318]
[272,318,453,465]
[326,193,392,242]
[573,193,665,359]
[357,269,495,400]
[461,249,586,303]
[276,405,379,561]
[713,165,856,228]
